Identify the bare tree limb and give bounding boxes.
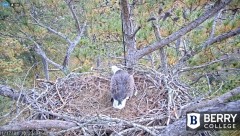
[30,14,71,44]
[65,0,82,33]
[18,30,64,70]
[97,115,159,136]
[0,85,27,102]
[206,74,212,93]
[179,86,240,117]
[208,9,222,40]
[189,68,240,85]
[135,0,233,59]
[179,27,240,63]
[179,54,239,73]
[117,127,139,135]
[65,0,83,34]
[33,43,63,70]
[62,22,87,69]
[151,16,173,125]
[153,24,168,74]
[0,120,77,131]
[130,26,141,38]
[30,1,87,74]
[201,27,240,49]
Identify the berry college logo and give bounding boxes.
[186,112,240,130]
[187,113,200,129]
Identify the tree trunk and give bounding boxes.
[120,0,138,73]
[119,0,233,73]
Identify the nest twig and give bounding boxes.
[4,66,191,135]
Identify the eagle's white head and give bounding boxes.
[111,65,121,74]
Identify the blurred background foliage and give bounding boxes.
[0,0,239,97]
[0,1,239,134]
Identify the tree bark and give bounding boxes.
[0,85,240,134]
[0,120,77,131]
[179,27,240,63]
[179,86,240,117]
[135,0,232,60]
[200,27,240,49]
[62,22,87,74]
[0,94,239,135]
[119,0,235,72]
[30,2,87,75]
[33,43,63,71]
[120,0,138,71]
[0,85,27,103]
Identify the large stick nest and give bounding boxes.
[10,66,192,135]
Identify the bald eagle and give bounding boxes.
[110,66,136,109]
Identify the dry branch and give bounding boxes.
[97,115,159,136]
[130,26,141,38]
[180,27,240,63]
[33,43,64,70]
[65,0,82,33]
[179,86,240,117]
[0,120,77,131]
[151,14,173,125]
[18,30,64,71]
[179,54,239,73]
[31,14,71,44]
[1,92,239,135]
[135,0,232,59]
[1,71,239,135]
[62,22,87,69]
[205,9,223,47]
[201,27,240,49]
[29,1,87,75]
[0,85,27,102]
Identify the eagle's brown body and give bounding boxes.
[110,66,135,109]
[111,70,134,100]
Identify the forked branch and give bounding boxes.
[135,0,233,59]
